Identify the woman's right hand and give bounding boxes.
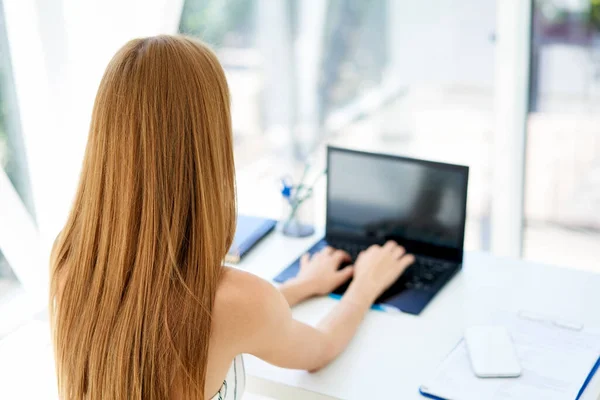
[348,241,415,303]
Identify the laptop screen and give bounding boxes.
[326,147,469,252]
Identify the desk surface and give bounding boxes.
[238,229,600,400]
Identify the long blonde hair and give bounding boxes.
[50,35,236,399]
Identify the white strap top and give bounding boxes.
[211,355,245,400]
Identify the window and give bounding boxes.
[179,1,497,251]
[0,0,35,298]
[525,0,600,271]
[179,0,263,168]
[321,1,497,252]
[179,0,290,219]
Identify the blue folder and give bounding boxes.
[225,215,277,264]
[576,356,600,400]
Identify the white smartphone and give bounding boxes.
[465,325,522,378]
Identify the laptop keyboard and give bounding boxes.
[333,242,364,260]
[330,242,456,291]
[404,254,456,290]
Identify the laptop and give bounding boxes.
[274,146,469,315]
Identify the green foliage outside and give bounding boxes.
[590,0,600,31]
[179,0,255,48]
[177,0,385,128]
[536,0,600,32]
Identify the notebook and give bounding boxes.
[225,215,277,264]
[420,314,600,400]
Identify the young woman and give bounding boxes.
[49,35,415,400]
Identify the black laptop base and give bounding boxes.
[273,238,461,315]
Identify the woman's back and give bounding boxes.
[50,34,415,400]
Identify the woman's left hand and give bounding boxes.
[295,246,354,296]
[279,246,354,307]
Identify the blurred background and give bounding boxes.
[0,0,599,334]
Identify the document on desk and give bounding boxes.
[420,315,600,400]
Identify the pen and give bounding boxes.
[518,310,584,331]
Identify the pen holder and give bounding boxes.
[279,165,325,238]
[280,196,315,238]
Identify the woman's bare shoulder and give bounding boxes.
[212,267,289,353]
[214,267,281,324]
[217,267,268,297]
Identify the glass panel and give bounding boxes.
[319,1,388,113]
[0,251,17,280]
[179,0,264,169]
[180,0,496,251]
[179,0,281,219]
[526,0,600,271]
[0,0,34,289]
[316,0,496,252]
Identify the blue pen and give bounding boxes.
[280,177,293,199]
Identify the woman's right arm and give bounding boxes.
[227,241,414,371]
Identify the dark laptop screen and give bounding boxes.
[326,148,468,251]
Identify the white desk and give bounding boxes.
[238,230,600,400]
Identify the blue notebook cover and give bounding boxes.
[576,356,600,400]
[225,215,277,263]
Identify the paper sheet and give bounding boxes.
[421,316,600,400]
